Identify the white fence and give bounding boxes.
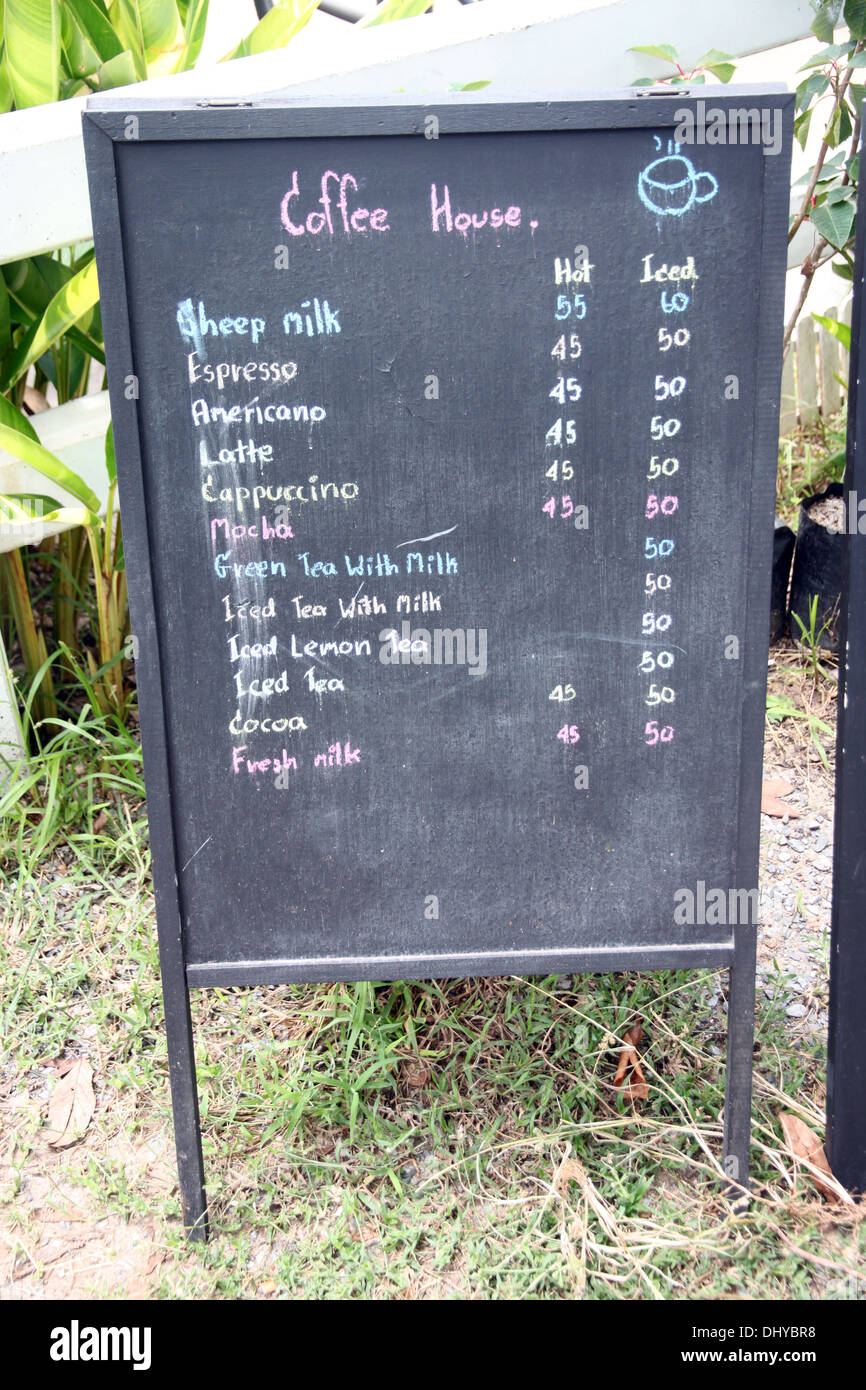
[780,303,851,433]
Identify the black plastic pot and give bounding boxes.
[770,516,795,645]
[789,481,845,652]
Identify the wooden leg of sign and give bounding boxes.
[162,976,209,1241]
[723,925,757,1201]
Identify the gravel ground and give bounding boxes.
[758,654,837,1038]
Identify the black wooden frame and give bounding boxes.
[83,90,792,1236]
[827,108,866,1197]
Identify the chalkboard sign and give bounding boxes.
[83,90,792,1231]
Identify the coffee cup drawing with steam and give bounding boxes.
[638,154,718,217]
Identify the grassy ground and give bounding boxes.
[1,413,864,1300]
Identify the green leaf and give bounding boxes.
[63,0,123,67]
[96,48,138,89]
[796,71,830,110]
[833,257,854,278]
[0,268,10,360]
[702,62,736,83]
[847,151,859,181]
[0,45,13,113]
[844,0,866,40]
[363,0,432,24]
[105,421,116,486]
[825,182,854,203]
[222,0,320,60]
[838,97,854,143]
[813,311,852,350]
[810,198,856,248]
[811,0,844,43]
[794,107,814,149]
[113,0,147,79]
[696,49,736,82]
[846,49,866,64]
[0,422,100,512]
[0,393,39,442]
[3,0,60,106]
[136,0,179,56]
[458,79,491,91]
[627,43,679,64]
[173,0,207,72]
[0,259,100,394]
[798,43,851,68]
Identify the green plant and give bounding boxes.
[766,689,834,768]
[628,42,737,85]
[791,592,839,680]
[0,2,326,747]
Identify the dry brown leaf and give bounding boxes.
[612,1021,649,1101]
[762,778,802,818]
[780,1114,849,1204]
[44,1058,95,1148]
[37,1057,76,1076]
[93,810,108,833]
[403,1060,431,1088]
[258,1280,277,1296]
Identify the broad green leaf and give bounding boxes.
[811,0,844,43]
[0,268,10,360]
[136,0,179,56]
[4,0,60,106]
[702,62,736,83]
[105,421,115,486]
[0,422,100,511]
[0,498,99,540]
[222,0,319,60]
[0,47,12,113]
[798,43,851,68]
[846,49,866,64]
[113,0,147,78]
[796,71,830,110]
[63,0,123,66]
[363,0,432,25]
[847,152,859,181]
[59,75,91,97]
[1,259,100,394]
[825,182,854,203]
[458,80,491,91]
[794,107,813,149]
[813,310,852,350]
[0,393,40,442]
[844,0,866,40]
[3,257,105,369]
[627,43,678,64]
[696,48,736,82]
[97,48,138,89]
[61,3,100,77]
[833,258,854,278]
[810,198,856,248]
[173,0,207,71]
[836,98,854,145]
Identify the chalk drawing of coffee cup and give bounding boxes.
[638,154,718,217]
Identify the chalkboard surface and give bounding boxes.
[84,93,792,984]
